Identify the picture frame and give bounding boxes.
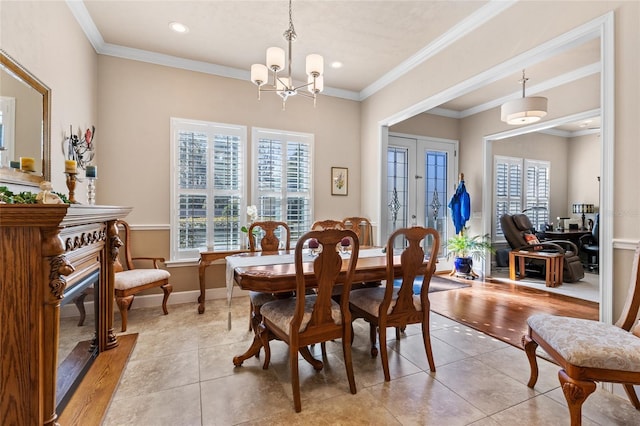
[331,167,348,196]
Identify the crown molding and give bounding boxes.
[358,0,517,101]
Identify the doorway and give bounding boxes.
[386,133,458,257]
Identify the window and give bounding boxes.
[170,118,247,260]
[252,128,313,243]
[494,155,550,239]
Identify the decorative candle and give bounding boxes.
[85,165,97,178]
[9,160,20,169]
[65,159,77,174]
[20,157,35,172]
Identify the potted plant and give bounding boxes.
[445,231,495,278]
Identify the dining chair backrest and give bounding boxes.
[248,221,290,252]
[294,229,360,334]
[384,226,440,318]
[311,219,345,231]
[342,216,373,246]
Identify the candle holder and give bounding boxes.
[65,172,78,204]
[87,177,97,205]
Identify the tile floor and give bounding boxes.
[103,297,640,425]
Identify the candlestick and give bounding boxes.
[65,159,77,174]
[87,177,97,205]
[65,172,78,204]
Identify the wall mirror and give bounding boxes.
[0,49,51,187]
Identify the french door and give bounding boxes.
[386,133,458,257]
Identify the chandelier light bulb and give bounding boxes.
[251,64,268,86]
[306,54,324,76]
[266,47,285,72]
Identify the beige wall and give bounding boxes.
[389,112,460,141]
[1,0,98,196]
[567,132,600,225]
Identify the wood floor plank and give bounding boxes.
[429,278,599,348]
[57,333,137,426]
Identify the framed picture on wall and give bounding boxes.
[331,167,348,196]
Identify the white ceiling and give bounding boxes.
[73,0,601,132]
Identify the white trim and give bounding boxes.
[359,0,516,100]
[613,239,640,251]
[60,288,250,318]
[382,14,606,127]
[128,224,170,231]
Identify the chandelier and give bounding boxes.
[250,0,324,110]
[501,70,548,125]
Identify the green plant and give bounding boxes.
[445,232,495,261]
[0,186,38,204]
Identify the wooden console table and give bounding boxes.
[509,250,564,287]
[0,204,131,425]
[198,250,247,313]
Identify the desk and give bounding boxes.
[509,250,563,287]
[544,230,591,247]
[229,248,416,366]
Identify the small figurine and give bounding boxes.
[36,181,64,204]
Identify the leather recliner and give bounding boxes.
[500,213,585,283]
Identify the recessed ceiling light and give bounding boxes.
[331,61,343,69]
[169,22,189,34]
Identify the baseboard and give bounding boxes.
[60,287,250,318]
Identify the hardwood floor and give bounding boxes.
[428,276,599,348]
[58,333,138,426]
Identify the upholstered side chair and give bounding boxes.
[349,226,440,381]
[342,216,373,246]
[259,229,360,412]
[246,221,291,332]
[114,219,172,332]
[523,244,640,426]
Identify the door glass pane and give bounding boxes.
[424,151,448,257]
[386,146,409,236]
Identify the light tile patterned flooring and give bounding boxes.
[103,298,640,425]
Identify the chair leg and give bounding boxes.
[559,369,596,426]
[249,300,254,331]
[369,322,378,357]
[291,346,302,413]
[161,283,172,315]
[623,383,640,410]
[379,326,390,382]
[73,292,88,326]
[421,315,436,372]
[522,334,539,388]
[258,322,271,370]
[116,295,134,332]
[342,325,357,395]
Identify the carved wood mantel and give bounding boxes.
[0,204,132,426]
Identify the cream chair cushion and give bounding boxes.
[260,295,342,334]
[528,314,640,371]
[350,286,422,316]
[115,269,170,291]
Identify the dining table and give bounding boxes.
[227,247,428,367]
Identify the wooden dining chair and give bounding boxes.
[311,219,345,231]
[342,216,373,246]
[258,229,360,412]
[349,226,440,381]
[114,219,172,332]
[523,244,640,426]
[246,221,291,331]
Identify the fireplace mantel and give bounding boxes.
[0,204,132,425]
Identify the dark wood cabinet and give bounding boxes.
[0,204,131,425]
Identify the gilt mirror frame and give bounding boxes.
[0,49,51,187]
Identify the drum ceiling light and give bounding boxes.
[250,0,324,110]
[501,70,548,125]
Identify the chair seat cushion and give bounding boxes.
[115,269,170,290]
[249,291,279,307]
[528,314,640,371]
[350,286,422,317]
[261,295,341,334]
